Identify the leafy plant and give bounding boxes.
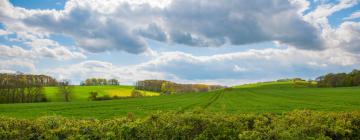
[1,110,360,139]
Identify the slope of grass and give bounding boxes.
[44,85,159,102]
[1,82,360,119]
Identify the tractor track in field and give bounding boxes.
[203,90,224,109]
[176,90,224,113]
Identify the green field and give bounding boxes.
[44,85,159,102]
[1,81,360,119]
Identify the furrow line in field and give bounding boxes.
[203,90,223,109]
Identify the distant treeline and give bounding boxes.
[277,78,306,82]
[80,78,119,86]
[134,80,224,94]
[316,69,360,87]
[0,73,57,103]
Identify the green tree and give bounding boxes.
[88,91,98,101]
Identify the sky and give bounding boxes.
[0,0,360,86]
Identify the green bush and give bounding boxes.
[94,95,112,101]
[88,91,98,101]
[0,110,360,139]
[131,90,143,97]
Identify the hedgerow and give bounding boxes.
[1,110,360,140]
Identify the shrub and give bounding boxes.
[88,91,98,101]
[94,95,112,101]
[131,90,143,97]
[0,110,360,139]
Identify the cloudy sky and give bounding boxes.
[0,0,360,85]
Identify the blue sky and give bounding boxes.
[1,0,360,85]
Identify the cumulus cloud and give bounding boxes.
[304,0,358,28]
[1,0,359,54]
[1,0,360,86]
[45,48,360,85]
[325,21,360,52]
[136,48,359,81]
[0,59,35,72]
[0,29,11,35]
[0,45,32,58]
[233,65,248,72]
[0,0,327,54]
[45,60,169,84]
[302,0,360,53]
[0,44,86,60]
[344,10,360,20]
[164,0,324,50]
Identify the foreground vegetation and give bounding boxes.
[1,79,360,139]
[1,110,360,139]
[1,81,360,119]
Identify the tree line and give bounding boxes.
[316,69,360,87]
[0,73,57,103]
[80,78,119,86]
[134,80,224,94]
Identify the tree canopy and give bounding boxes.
[316,69,360,87]
[80,78,119,86]
[135,80,223,94]
[0,73,56,103]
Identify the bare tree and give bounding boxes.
[58,80,73,102]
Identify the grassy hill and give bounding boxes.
[44,85,159,102]
[1,81,360,119]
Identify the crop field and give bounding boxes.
[1,82,360,119]
[44,85,159,102]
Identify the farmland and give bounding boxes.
[44,85,159,102]
[1,81,360,119]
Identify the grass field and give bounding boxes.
[44,85,159,102]
[1,81,360,119]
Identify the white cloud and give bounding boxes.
[304,0,358,28]
[0,44,86,60]
[0,59,36,72]
[1,0,359,55]
[45,47,360,85]
[0,29,11,35]
[289,0,311,14]
[1,0,360,86]
[0,1,86,61]
[45,60,169,84]
[344,10,360,20]
[308,61,328,67]
[302,0,360,54]
[0,45,32,58]
[233,65,248,72]
[0,0,326,54]
[323,21,360,53]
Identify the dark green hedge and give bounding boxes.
[1,110,360,140]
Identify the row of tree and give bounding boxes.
[161,82,223,93]
[0,73,57,103]
[316,69,360,87]
[80,78,119,86]
[134,80,224,94]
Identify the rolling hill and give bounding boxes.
[1,81,360,119]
